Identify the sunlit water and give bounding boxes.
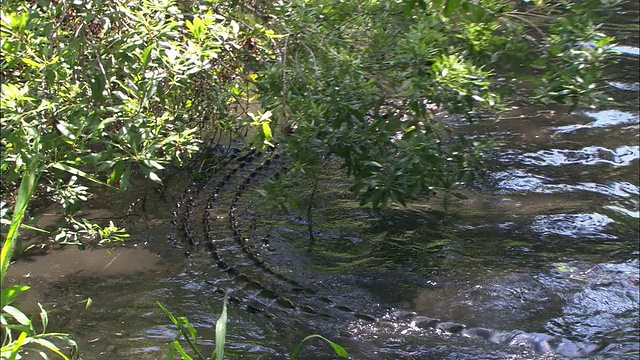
[6,9,639,360]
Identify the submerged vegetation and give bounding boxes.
[0,0,624,358]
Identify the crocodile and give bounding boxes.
[174,147,377,320]
[171,145,601,358]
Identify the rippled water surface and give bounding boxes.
[6,7,640,360]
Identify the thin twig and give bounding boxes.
[307,175,319,244]
[102,252,121,271]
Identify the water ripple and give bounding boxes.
[611,44,640,58]
[494,169,639,197]
[554,110,639,133]
[579,43,640,58]
[605,204,640,219]
[505,146,639,167]
[544,260,640,351]
[531,213,616,239]
[607,81,640,92]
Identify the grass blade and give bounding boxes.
[158,302,205,360]
[3,306,31,326]
[214,292,228,360]
[168,340,194,360]
[37,303,49,333]
[289,334,349,360]
[26,337,70,360]
[1,285,30,307]
[1,168,38,281]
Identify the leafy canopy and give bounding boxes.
[0,0,617,250]
[253,0,616,208]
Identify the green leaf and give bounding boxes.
[5,331,28,360]
[148,171,162,185]
[3,305,31,326]
[56,122,76,140]
[85,298,93,310]
[214,293,228,360]
[119,164,131,190]
[141,45,153,70]
[10,12,28,32]
[143,159,165,170]
[50,163,106,186]
[26,338,70,360]
[289,334,348,359]
[158,302,205,360]
[38,303,48,332]
[21,58,42,68]
[443,0,461,16]
[262,121,272,141]
[169,340,193,360]
[451,191,468,200]
[1,285,30,307]
[363,161,383,168]
[90,76,105,103]
[264,29,287,39]
[464,2,488,22]
[158,302,178,325]
[1,165,38,278]
[108,161,125,186]
[230,20,239,37]
[177,317,197,341]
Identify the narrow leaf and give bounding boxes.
[262,121,272,141]
[444,0,461,16]
[50,163,106,186]
[1,285,30,307]
[1,167,38,281]
[141,45,153,70]
[289,334,349,359]
[38,303,48,332]
[170,340,193,360]
[21,58,42,68]
[214,293,228,360]
[148,171,162,185]
[3,305,31,326]
[27,338,70,360]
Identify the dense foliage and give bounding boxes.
[255,0,616,208]
[1,0,617,245]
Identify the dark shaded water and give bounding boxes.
[6,8,639,360]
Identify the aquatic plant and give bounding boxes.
[159,295,348,360]
[1,170,78,359]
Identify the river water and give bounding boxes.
[5,7,639,360]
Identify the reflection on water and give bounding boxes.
[580,43,640,58]
[606,204,640,219]
[504,145,639,167]
[554,110,639,133]
[544,260,640,356]
[531,213,616,239]
[610,44,640,57]
[607,81,640,92]
[495,169,639,197]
